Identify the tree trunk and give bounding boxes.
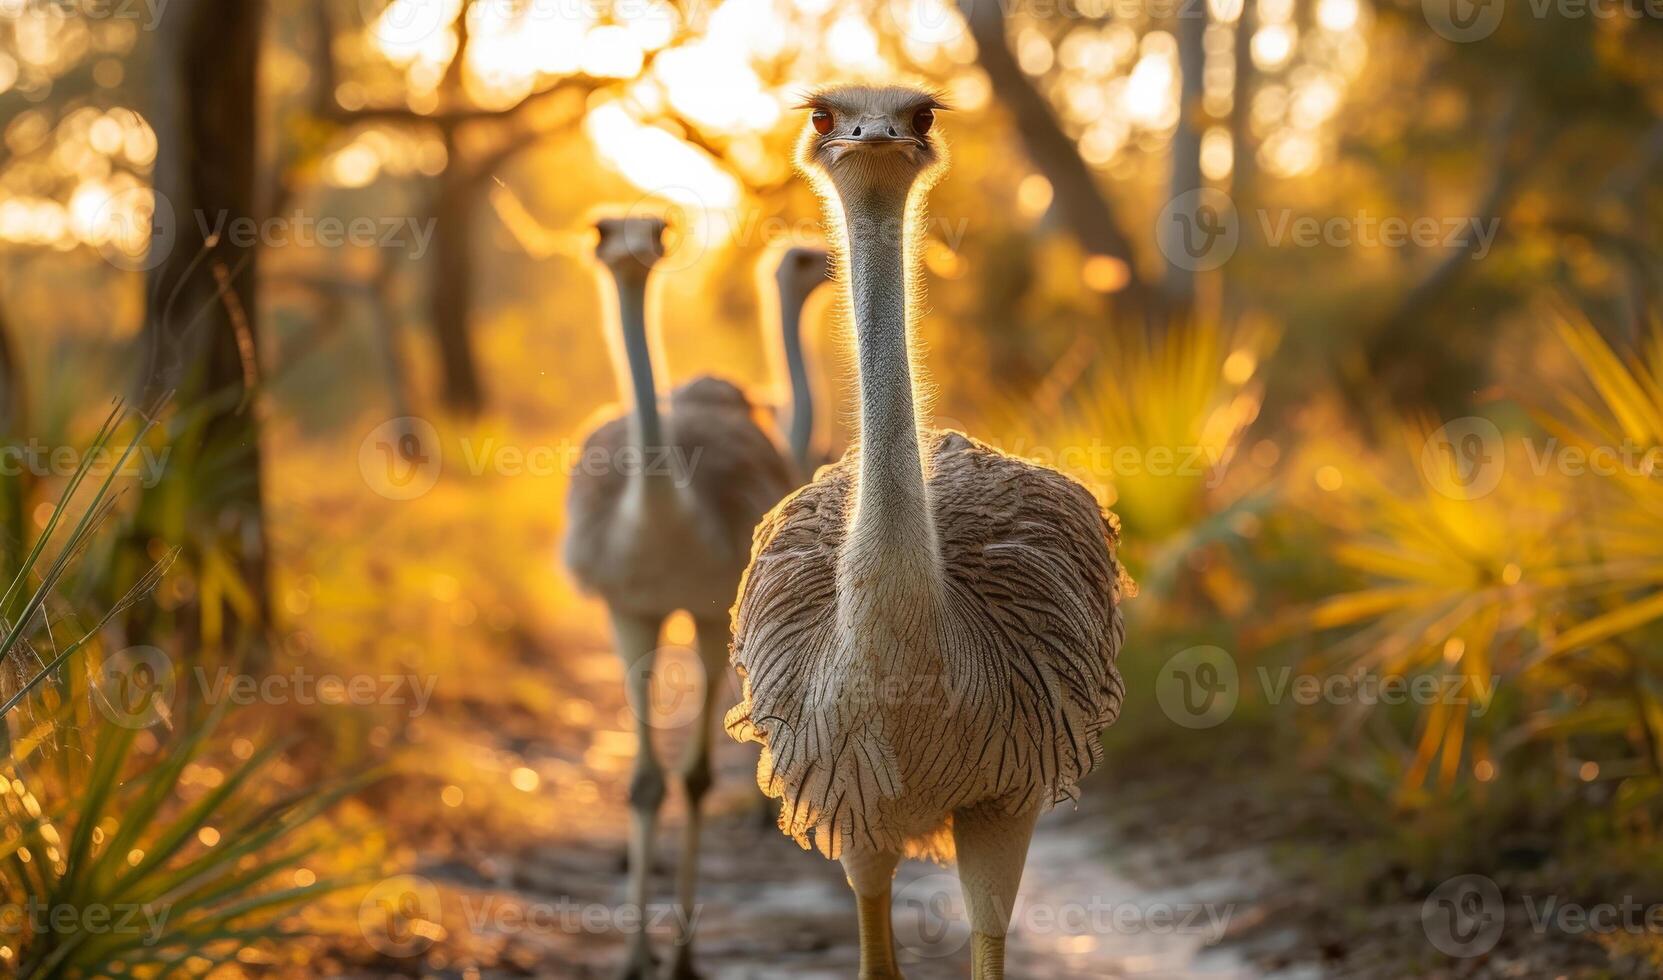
[1361,83,1531,410]
[137,0,269,650]
[1230,0,1258,216]
[1223,0,1258,319]
[0,301,22,437]
[0,300,26,586]
[1161,7,1208,307]
[429,4,486,416]
[431,131,485,416]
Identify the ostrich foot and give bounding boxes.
[854,888,903,980]
[970,932,1006,980]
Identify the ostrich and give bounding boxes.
[565,216,795,979]
[770,245,834,474]
[725,86,1129,979]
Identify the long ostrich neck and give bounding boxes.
[840,186,939,590]
[779,284,815,472]
[610,268,662,448]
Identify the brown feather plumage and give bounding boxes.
[564,376,796,621]
[725,429,1128,860]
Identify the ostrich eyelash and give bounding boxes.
[792,89,953,115]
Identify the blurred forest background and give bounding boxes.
[2,0,1663,975]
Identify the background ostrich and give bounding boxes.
[725,87,1129,979]
[565,217,795,979]
[771,245,834,474]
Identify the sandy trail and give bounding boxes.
[393,629,1288,979]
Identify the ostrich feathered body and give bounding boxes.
[725,429,1128,860]
[564,376,795,621]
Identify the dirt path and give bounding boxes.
[334,626,1290,979]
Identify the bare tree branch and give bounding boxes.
[1368,83,1533,340]
[956,0,1160,319]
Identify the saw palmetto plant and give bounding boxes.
[0,404,357,978]
[1291,312,1663,820]
[983,316,1278,601]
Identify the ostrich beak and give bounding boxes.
[822,135,925,151]
[821,129,927,167]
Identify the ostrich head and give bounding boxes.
[593,216,666,281]
[776,245,832,303]
[796,85,948,203]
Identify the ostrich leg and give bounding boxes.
[612,609,667,980]
[667,617,731,979]
[842,848,903,980]
[952,804,1040,980]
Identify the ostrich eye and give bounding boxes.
[811,109,833,135]
[912,107,935,135]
